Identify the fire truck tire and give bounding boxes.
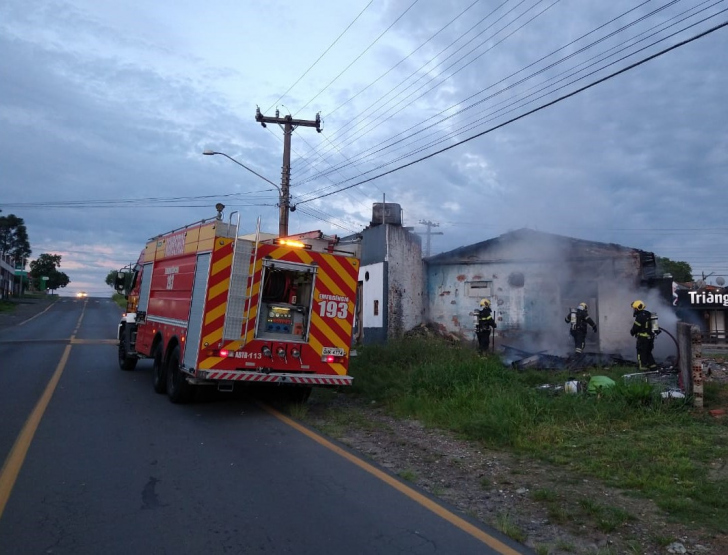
[118,342,137,371]
[166,345,194,404]
[152,345,166,394]
[284,386,312,404]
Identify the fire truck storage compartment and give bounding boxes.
[183,252,212,369]
[256,259,316,341]
[137,262,154,314]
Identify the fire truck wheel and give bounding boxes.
[284,386,312,404]
[166,345,194,404]
[152,344,166,394]
[118,342,137,371]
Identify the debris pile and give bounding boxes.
[702,357,728,383]
[404,322,465,344]
[500,344,638,371]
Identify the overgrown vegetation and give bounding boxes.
[343,337,728,533]
[112,293,127,309]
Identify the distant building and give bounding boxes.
[0,252,15,298]
[424,229,664,356]
[674,285,728,344]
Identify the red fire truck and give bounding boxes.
[115,211,360,404]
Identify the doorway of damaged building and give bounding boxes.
[561,280,599,351]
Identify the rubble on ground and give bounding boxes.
[500,344,640,371]
[404,322,467,344]
[703,357,728,383]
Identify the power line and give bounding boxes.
[294,205,361,233]
[294,0,421,115]
[321,0,483,120]
[296,6,727,197]
[1,189,278,209]
[295,0,535,178]
[298,0,679,183]
[266,1,374,113]
[311,0,561,165]
[290,130,377,205]
[293,1,704,189]
[296,20,728,206]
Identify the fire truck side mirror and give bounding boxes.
[114,271,128,293]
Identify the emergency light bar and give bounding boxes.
[274,238,312,249]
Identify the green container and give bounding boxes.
[587,375,616,394]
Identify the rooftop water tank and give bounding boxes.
[371,203,402,226]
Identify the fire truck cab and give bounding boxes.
[116,212,361,404]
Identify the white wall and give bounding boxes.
[360,262,384,328]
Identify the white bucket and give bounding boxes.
[565,380,579,394]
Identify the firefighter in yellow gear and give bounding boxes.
[630,300,660,370]
[476,298,497,354]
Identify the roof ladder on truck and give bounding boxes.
[223,216,261,344]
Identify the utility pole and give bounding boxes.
[255,107,321,237]
[417,220,443,257]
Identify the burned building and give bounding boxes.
[425,229,662,356]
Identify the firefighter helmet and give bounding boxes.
[479,298,490,308]
[578,302,587,311]
[631,300,645,311]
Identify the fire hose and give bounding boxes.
[658,327,680,369]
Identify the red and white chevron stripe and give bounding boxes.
[201,370,353,385]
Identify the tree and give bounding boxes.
[656,256,693,283]
[105,270,118,289]
[0,214,32,268]
[29,253,70,293]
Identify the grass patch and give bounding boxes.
[577,499,635,532]
[554,539,575,552]
[532,488,558,502]
[346,337,728,533]
[0,300,13,314]
[305,405,380,438]
[112,293,127,309]
[398,469,418,482]
[494,512,527,543]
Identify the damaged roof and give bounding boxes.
[425,228,654,266]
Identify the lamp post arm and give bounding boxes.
[202,150,280,191]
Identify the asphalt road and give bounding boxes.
[0,297,532,555]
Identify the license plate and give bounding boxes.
[322,347,345,357]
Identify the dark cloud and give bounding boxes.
[1,1,727,295]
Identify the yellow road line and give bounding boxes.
[260,404,525,555]
[0,344,72,519]
[0,306,86,520]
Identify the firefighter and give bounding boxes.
[476,298,497,354]
[630,300,660,370]
[564,302,597,355]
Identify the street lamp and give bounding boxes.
[202,150,289,237]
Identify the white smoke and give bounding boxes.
[489,231,680,364]
[603,285,679,362]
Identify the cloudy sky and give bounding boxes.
[1,0,727,296]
